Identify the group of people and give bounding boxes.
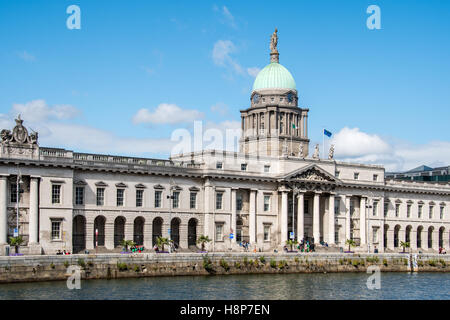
[56,250,71,255]
[239,240,250,252]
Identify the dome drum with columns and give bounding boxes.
[240,29,310,157]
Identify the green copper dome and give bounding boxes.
[252,62,296,91]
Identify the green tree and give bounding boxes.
[156,237,169,252]
[197,235,212,251]
[400,241,410,253]
[345,239,356,252]
[9,236,24,254]
[120,239,135,252]
[286,239,298,251]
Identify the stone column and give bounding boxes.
[313,192,320,244]
[345,195,351,241]
[297,193,304,243]
[105,219,114,250]
[249,189,256,244]
[410,229,417,251]
[360,197,367,245]
[280,191,288,245]
[304,114,308,138]
[143,220,153,249]
[86,216,94,250]
[299,114,304,138]
[386,228,394,251]
[29,177,39,244]
[328,194,335,245]
[231,188,237,243]
[0,176,7,245]
[204,179,212,239]
[125,221,133,242]
[432,230,439,251]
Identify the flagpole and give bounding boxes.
[322,128,324,160]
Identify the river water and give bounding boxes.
[0,272,448,300]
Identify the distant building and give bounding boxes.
[386,165,450,183]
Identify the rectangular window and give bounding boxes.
[172,191,180,208]
[407,204,411,218]
[51,221,61,240]
[429,206,433,219]
[241,163,247,171]
[10,183,17,203]
[373,174,378,181]
[264,195,271,211]
[236,194,243,211]
[216,192,223,210]
[116,189,125,206]
[216,162,223,169]
[52,184,61,204]
[384,202,389,217]
[264,225,270,241]
[418,205,423,218]
[190,192,197,209]
[373,228,378,243]
[334,198,340,215]
[75,186,84,205]
[136,189,144,207]
[440,206,444,219]
[304,199,309,214]
[354,172,359,180]
[154,190,162,208]
[264,165,270,173]
[335,227,339,244]
[350,200,355,216]
[335,171,340,178]
[373,201,378,216]
[215,223,224,242]
[96,188,105,206]
[395,204,400,217]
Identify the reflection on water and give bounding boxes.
[0,272,449,300]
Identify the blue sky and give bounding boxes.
[1,0,449,171]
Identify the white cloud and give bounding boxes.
[11,99,81,122]
[222,6,237,29]
[332,127,391,158]
[210,102,229,116]
[330,127,450,172]
[133,103,204,125]
[212,40,244,75]
[17,51,35,62]
[247,67,261,78]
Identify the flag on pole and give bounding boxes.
[292,123,297,129]
[324,129,332,137]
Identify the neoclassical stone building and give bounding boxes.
[0,31,449,255]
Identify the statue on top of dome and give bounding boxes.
[270,28,278,54]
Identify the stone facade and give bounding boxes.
[0,31,448,255]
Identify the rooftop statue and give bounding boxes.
[270,28,278,54]
[312,144,320,159]
[328,144,335,160]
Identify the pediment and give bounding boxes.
[153,184,165,190]
[281,164,338,183]
[135,183,146,189]
[115,182,128,188]
[95,181,108,187]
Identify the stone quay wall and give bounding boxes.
[0,252,449,284]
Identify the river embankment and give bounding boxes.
[0,252,449,284]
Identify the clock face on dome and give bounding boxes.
[287,93,293,102]
[253,94,260,103]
